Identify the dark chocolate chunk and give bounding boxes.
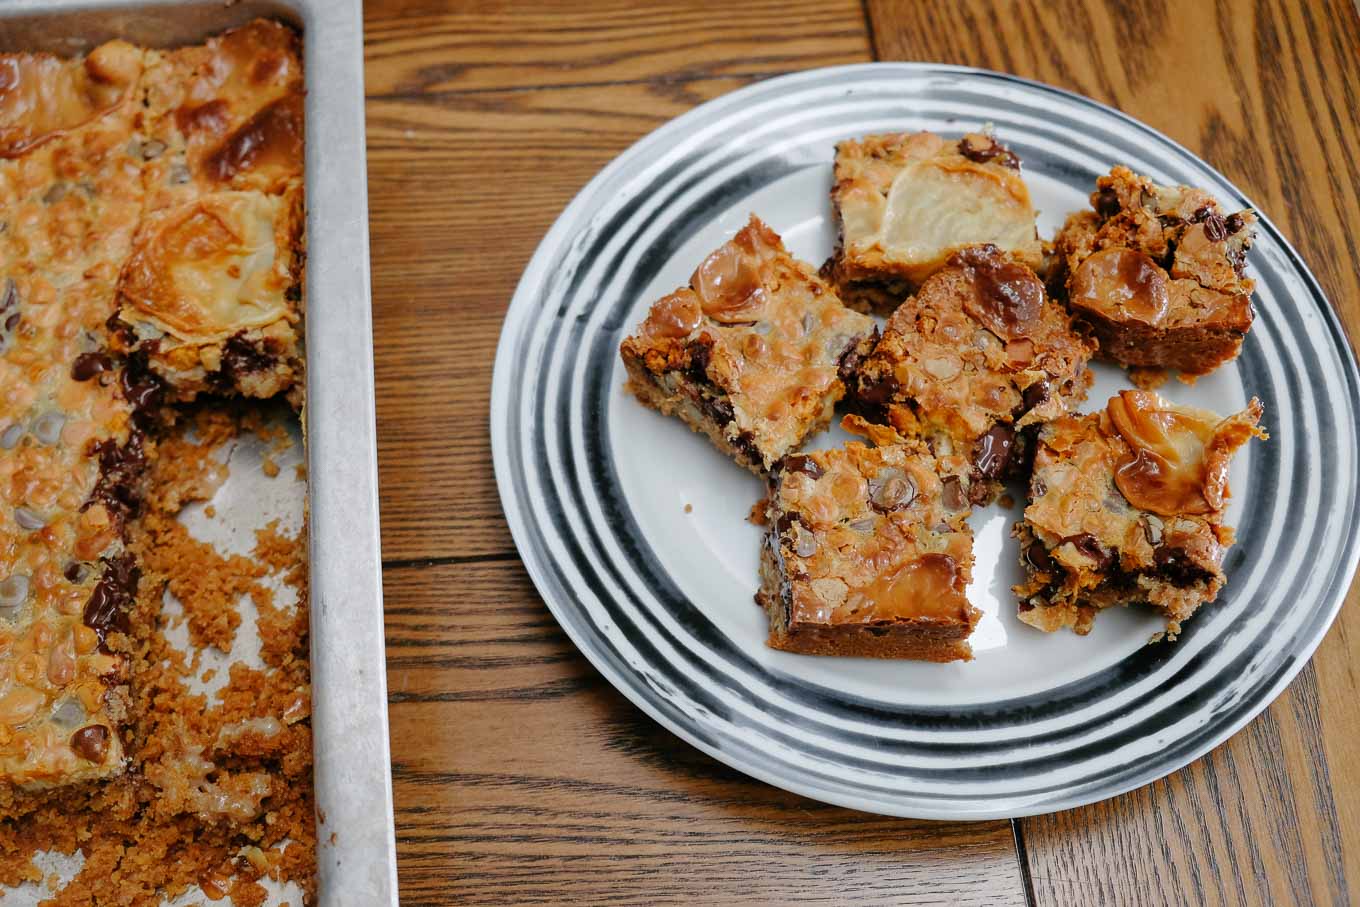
[836,328,877,385]
[1202,212,1228,243]
[82,554,139,642]
[86,430,148,522]
[1094,187,1121,219]
[221,333,276,377]
[856,372,899,407]
[1024,541,1055,572]
[1021,379,1051,414]
[71,352,113,381]
[1063,533,1112,570]
[119,355,164,415]
[972,424,1015,480]
[685,337,713,383]
[1153,545,1212,587]
[958,134,1020,169]
[774,510,804,539]
[780,454,824,480]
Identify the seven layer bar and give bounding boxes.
[0,40,149,786]
[0,20,305,789]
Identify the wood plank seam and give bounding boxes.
[1011,818,1038,907]
[382,551,523,570]
[366,68,851,104]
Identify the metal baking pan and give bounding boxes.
[0,2,397,904]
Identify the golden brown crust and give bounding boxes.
[1054,166,1256,376]
[824,130,1043,313]
[0,41,143,160]
[850,244,1095,502]
[620,215,876,474]
[757,441,979,661]
[110,19,305,404]
[1014,392,1265,636]
[0,20,315,903]
[0,37,154,789]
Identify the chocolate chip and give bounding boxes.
[82,554,139,641]
[71,352,112,381]
[1190,205,1213,223]
[1095,187,1120,219]
[1063,533,1112,570]
[86,431,148,522]
[1018,600,1036,613]
[119,357,163,413]
[775,510,804,538]
[685,337,713,382]
[1024,542,1054,572]
[972,424,1016,480]
[70,725,110,762]
[699,394,735,427]
[1202,213,1228,243]
[221,333,276,377]
[780,455,824,480]
[733,431,761,467]
[1021,380,1050,414]
[1225,213,1246,235]
[836,329,876,384]
[0,278,16,312]
[958,134,1020,169]
[64,562,87,583]
[1153,545,1211,587]
[856,372,899,407]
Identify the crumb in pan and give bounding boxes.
[1,18,316,904]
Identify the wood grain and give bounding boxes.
[365,2,1033,904]
[368,0,1360,904]
[363,0,869,96]
[368,78,774,561]
[866,1,1360,904]
[365,1,869,562]
[385,560,1027,906]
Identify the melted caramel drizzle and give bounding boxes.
[1071,247,1169,324]
[640,290,702,339]
[831,553,970,623]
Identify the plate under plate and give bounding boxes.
[491,64,1360,819]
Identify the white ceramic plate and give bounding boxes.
[491,64,1360,819]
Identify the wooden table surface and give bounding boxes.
[363,2,1360,903]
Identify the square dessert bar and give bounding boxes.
[1014,390,1265,637]
[756,442,980,661]
[850,244,1095,503]
[1053,166,1257,377]
[822,130,1043,313]
[109,19,305,405]
[620,215,877,474]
